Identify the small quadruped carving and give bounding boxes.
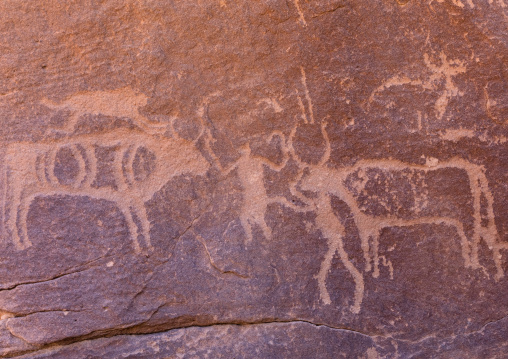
[2,89,210,254]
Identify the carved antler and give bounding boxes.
[318,121,331,167]
[196,102,225,172]
[284,125,316,209]
[287,125,308,169]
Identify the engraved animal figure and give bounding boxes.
[41,87,167,136]
[287,122,507,313]
[2,127,210,253]
[284,124,365,314]
[368,52,466,121]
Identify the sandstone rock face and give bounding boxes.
[1,1,507,357]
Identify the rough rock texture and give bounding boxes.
[0,0,507,358]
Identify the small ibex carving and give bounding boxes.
[2,89,210,253]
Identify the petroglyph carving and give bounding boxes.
[197,93,304,244]
[3,90,209,253]
[41,87,168,136]
[293,0,307,27]
[286,122,365,314]
[369,52,466,120]
[483,80,508,125]
[313,189,365,314]
[280,69,507,314]
[221,135,306,244]
[285,121,507,313]
[424,52,466,119]
[297,67,315,124]
[431,0,507,9]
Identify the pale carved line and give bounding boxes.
[197,94,225,171]
[293,0,308,27]
[297,95,308,124]
[1,153,7,244]
[127,144,145,186]
[70,144,87,188]
[46,148,60,186]
[112,143,144,253]
[368,52,466,121]
[300,67,315,124]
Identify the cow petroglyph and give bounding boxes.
[2,84,506,317]
[2,89,209,253]
[281,66,507,313]
[285,121,507,313]
[286,122,366,314]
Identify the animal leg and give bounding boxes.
[7,181,24,249]
[260,215,272,241]
[117,200,142,254]
[240,214,253,243]
[16,191,35,249]
[130,196,153,252]
[315,194,364,314]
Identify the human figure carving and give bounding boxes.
[221,134,305,244]
[195,93,307,244]
[3,89,210,253]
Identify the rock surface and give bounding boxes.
[1,0,507,357]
